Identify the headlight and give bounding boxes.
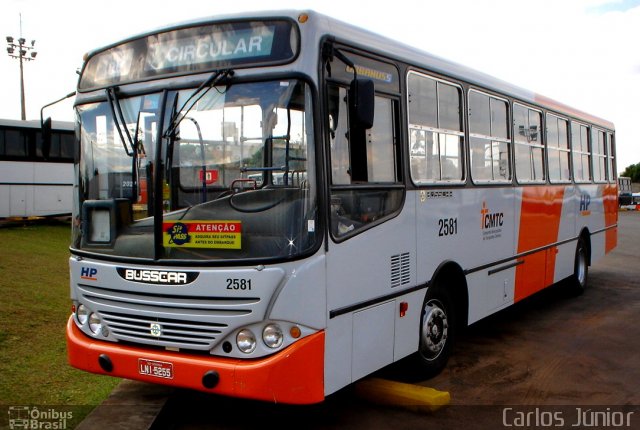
[236,329,256,353]
[89,313,102,334]
[77,304,89,325]
[262,324,283,349]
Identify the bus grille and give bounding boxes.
[78,284,259,351]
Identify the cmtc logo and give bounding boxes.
[480,201,504,229]
[80,267,98,281]
[580,193,591,216]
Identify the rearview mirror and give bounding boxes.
[41,117,52,159]
[349,79,374,129]
[347,79,375,182]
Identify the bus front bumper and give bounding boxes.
[66,317,325,404]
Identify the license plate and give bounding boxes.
[138,358,173,379]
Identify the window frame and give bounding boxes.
[607,132,616,183]
[513,102,545,184]
[570,120,592,184]
[406,70,465,186]
[468,89,511,184]
[545,112,572,184]
[591,127,608,184]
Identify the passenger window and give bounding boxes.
[328,86,351,185]
[592,129,607,183]
[5,129,27,157]
[571,122,591,183]
[546,114,571,183]
[469,91,491,137]
[514,104,544,183]
[469,90,511,183]
[328,84,402,239]
[408,72,464,184]
[607,132,616,182]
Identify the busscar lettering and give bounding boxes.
[125,269,188,284]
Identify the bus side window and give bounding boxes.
[328,86,351,185]
[547,114,571,183]
[469,90,511,183]
[5,129,27,157]
[514,104,544,183]
[592,129,607,183]
[407,72,464,184]
[607,132,615,182]
[571,122,591,183]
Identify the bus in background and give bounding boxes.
[620,192,640,211]
[64,10,617,404]
[618,176,632,207]
[0,118,74,218]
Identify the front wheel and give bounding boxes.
[413,286,457,378]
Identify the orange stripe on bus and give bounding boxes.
[514,186,565,302]
[66,318,325,404]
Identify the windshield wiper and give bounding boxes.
[106,87,135,156]
[163,69,234,138]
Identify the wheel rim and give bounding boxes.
[420,299,448,361]
[576,246,587,286]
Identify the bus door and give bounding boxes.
[322,49,418,393]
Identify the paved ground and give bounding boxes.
[86,211,640,429]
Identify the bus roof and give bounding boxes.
[0,118,74,131]
[82,9,614,131]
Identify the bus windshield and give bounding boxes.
[73,79,318,262]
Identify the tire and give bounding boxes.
[413,285,457,378]
[570,238,589,295]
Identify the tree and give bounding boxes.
[621,163,640,182]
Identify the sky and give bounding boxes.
[1,0,639,171]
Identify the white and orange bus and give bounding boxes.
[63,10,617,404]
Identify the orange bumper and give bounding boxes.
[66,317,325,404]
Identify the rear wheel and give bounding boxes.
[570,238,589,294]
[414,285,457,378]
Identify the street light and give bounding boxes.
[6,22,37,120]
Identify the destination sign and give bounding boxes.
[79,20,297,91]
[145,27,276,71]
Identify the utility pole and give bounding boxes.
[6,14,37,120]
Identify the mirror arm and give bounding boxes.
[40,91,76,160]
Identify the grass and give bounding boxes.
[0,220,120,422]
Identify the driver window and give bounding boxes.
[328,84,402,239]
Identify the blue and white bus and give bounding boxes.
[0,118,74,218]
